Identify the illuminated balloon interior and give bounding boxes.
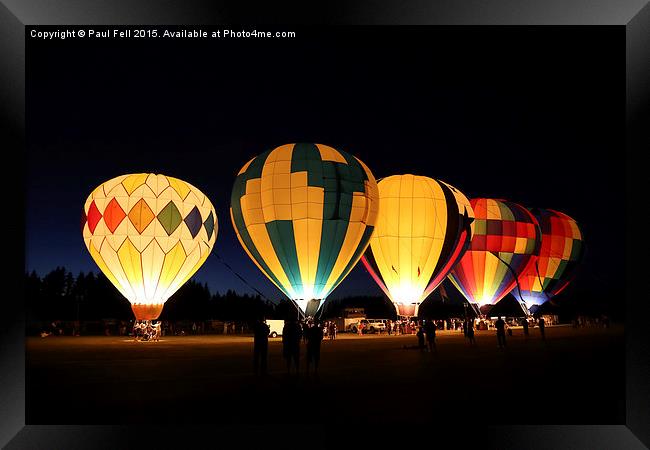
[82,173,217,320]
[361,174,474,317]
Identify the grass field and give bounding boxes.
[26,325,624,425]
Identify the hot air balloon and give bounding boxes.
[360,175,475,317]
[230,143,379,317]
[81,173,218,320]
[448,198,541,311]
[514,208,584,307]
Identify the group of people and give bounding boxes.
[412,320,438,352]
[462,318,476,344]
[133,320,161,342]
[252,317,326,377]
[387,319,417,335]
[400,318,476,348]
[354,319,420,335]
[402,316,549,350]
[321,321,338,340]
[572,315,610,328]
[407,318,480,351]
[387,319,464,335]
[493,316,545,347]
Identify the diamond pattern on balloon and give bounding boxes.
[184,206,203,238]
[87,200,102,234]
[157,200,183,236]
[128,198,155,234]
[103,198,126,233]
[203,211,215,240]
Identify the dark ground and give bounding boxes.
[26,326,624,425]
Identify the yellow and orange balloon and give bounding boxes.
[361,175,475,317]
[81,173,217,320]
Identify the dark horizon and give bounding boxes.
[26,26,624,306]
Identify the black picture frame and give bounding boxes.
[2,1,648,448]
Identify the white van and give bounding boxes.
[347,318,386,334]
[266,319,284,338]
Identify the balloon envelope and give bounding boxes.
[515,208,584,307]
[361,175,474,316]
[82,173,218,320]
[448,198,541,307]
[230,143,379,315]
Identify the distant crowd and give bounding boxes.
[37,313,612,339]
[572,315,611,328]
[38,319,256,337]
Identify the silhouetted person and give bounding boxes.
[306,322,324,375]
[538,317,546,340]
[152,322,161,342]
[416,327,426,351]
[424,320,437,352]
[134,321,143,341]
[328,321,337,340]
[466,319,476,345]
[283,319,302,375]
[495,316,506,348]
[145,321,153,340]
[253,319,270,376]
[522,318,529,337]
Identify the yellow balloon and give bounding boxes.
[81,173,218,320]
[361,175,474,317]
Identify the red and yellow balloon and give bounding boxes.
[448,198,541,308]
[515,208,584,307]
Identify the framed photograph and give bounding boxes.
[2,1,648,448]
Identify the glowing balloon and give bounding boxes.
[514,208,584,307]
[448,198,541,308]
[230,143,379,316]
[82,173,218,320]
[361,175,474,317]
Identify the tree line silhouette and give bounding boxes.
[24,267,398,325]
[25,266,622,331]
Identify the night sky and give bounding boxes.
[26,26,623,303]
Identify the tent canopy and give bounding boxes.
[532,299,564,317]
[486,295,529,318]
[418,280,479,319]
